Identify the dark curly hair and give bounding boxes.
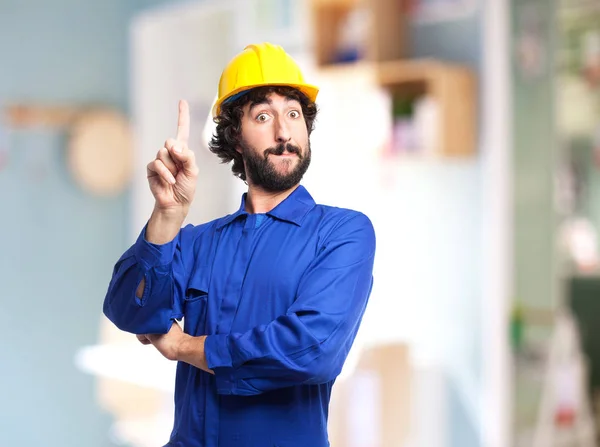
[208,85,318,181]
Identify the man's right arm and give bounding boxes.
[104,99,199,335]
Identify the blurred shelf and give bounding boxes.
[309,0,477,158]
[317,59,478,158]
[310,0,407,67]
[376,59,465,85]
[4,104,83,128]
[310,0,356,6]
[379,59,477,157]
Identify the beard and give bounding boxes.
[241,140,311,192]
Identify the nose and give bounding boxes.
[274,115,291,144]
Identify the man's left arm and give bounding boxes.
[200,212,375,395]
[148,212,375,392]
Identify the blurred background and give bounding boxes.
[1,0,600,446]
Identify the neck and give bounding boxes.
[244,184,299,214]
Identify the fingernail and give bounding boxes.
[174,144,183,154]
[170,176,176,185]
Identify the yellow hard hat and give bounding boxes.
[212,42,319,117]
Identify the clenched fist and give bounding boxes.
[147,100,199,215]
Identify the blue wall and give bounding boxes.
[0,1,184,446]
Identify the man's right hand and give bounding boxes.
[147,99,199,216]
[144,100,199,246]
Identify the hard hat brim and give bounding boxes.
[212,82,319,118]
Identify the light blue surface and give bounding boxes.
[411,8,483,447]
[0,1,186,446]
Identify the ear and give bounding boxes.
[236,120,246,155]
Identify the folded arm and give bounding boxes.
[102,213,199,335]
[181,213,376,395]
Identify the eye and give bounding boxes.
[289,110,301,119]
[256,113,270,123]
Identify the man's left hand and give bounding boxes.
[145,320,188,361]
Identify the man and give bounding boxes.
[103,42,376,447]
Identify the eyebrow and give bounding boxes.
[248,97,298,114]
[248,98,272,114]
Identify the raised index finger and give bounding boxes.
[176,99,190,143]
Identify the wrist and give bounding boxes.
[177,334,213,374]
[146,207,187,244]
[152,205,188,223]
[176,332,193,361]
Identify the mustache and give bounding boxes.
[264,143,302,159]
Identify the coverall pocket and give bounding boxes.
[183,274,208,336]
